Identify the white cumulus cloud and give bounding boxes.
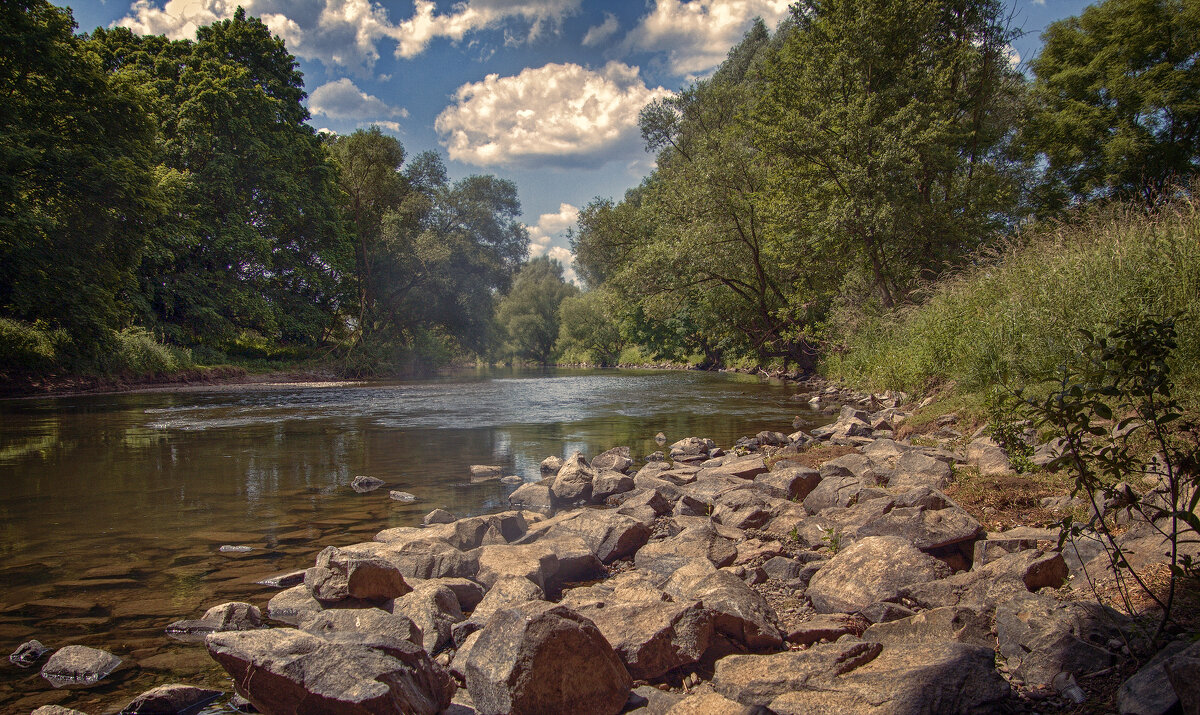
[435,61,672,169]
[582,12,619,46]
[114,0,580,74]
[546,246,578,283]
[309,78,408,122]
[527,203,579,258]
[620,0,791,77]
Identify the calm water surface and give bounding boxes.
[0,368,821,712]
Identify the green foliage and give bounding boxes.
[820,525,844,554]
[1011,317,1199,639]
[985,388,1035,473]
[496,257,578,364]
[104,327,193,375]
[556,290,625,367]
[1024,0,1200,211]
[1,1,161,361]
[824,193,1200,400]
[0,318,67,373]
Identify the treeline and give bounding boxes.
[1,2,528,378]
[563,0,1198,371]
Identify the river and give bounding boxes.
[0,367,822,712]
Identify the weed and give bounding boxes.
[820,525,844,554]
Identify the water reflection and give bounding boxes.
[0,368,822,710]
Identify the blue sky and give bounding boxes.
[65,0,1092,279]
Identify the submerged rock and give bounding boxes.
[390,490,418,502]
[352,475,386,492]
[165,601,263,641]
[40,645,121,688]
[9,639,50,668]
[119,683,223,714]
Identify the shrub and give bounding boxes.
[0,318,65,372]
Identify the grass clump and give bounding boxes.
[823,193,1200,407]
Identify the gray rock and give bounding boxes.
[470,465,503,482]
[670,437,716,458]
[995,591,1126,687]
[552,452,597,505]
[699,455,768,480]
[887,451,954,491]
[423,508,457,526]
[352,475,386,492]
[592,470,636,501]
[571,592,714,679]
[859,602,916,624]
[464,602,632,715]
[255,569,307,588]
[662,560,783,650]
[429,577,485,612]
[390,490,418,502]
[899,549,1069,616]
[207,628,455,715]
[803,475,871,514]
[456,576,546,642]
[393,583,464,655]
[300,607,424,652]
[368,539,479,581]
[266,584,324,625]
[754,467,821,501]
[1119,639,1199,715]
[806,535,953,614]
[592,446,634,473]
[785,614,857,646]
[634,524,738,576]
[1165,647,1200,715]
[471,542,559,591]
[540,455,565,475]
[616,489,673,523]
[9,639,49,668]
[119,684,223,714]
[31,707,89,715]
[40,645,121,687]
[165,601,263,641]
[967,437,1013,476]
[531,509,650,563]
[306,545,412,604]
[711,489,777,530]
[507,482,554,511]
[862,606,992,648]
[714,641,1009,714]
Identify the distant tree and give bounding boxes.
[0,1,160,361]
[1024,0,1200,209]
[557,290,625,367]
[496,257,579,364]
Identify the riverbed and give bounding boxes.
[0,368,822,712]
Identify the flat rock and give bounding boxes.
[967,437,1012,476]
[464,602,632,715]
[390,490,418,502]
[207,628,455,715]
[507,482,553,511]
[995,591,1127,688]
[862,606,992,648]
[266,584,324,626]
[713,641,1009,713]
[785,614,857,646]
[165,601,262,640]
[301,607,424,652]
[40,645,121,688]
[806,535,953,614]
[663,560,782,650]
[119,683,223,714]
[634,524,737,576]
[754,466,821,501]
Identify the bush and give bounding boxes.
[823,193,1200,403]
[0,318,67,372]
[103,327,192,375]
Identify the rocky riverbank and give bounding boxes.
[12,381,1199,714]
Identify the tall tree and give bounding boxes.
[1025,0,1200,209]
[89,11,349,348]
[496,257,578,363]
[754,0,1024,308]
[0,1,160,360]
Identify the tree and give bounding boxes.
[88,12,350,348]
[753,0,1025,308]
[496,257,578,364]
[1024,0,1200,209]
[0,1,160,361]
[557,290,625,367]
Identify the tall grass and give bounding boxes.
[823,194,1200,401]
[0,320,194,377]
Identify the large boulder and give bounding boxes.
[300,608,424,652]
[392,583,464,655]
[552,452,597,505]
[567,579,714,679]
[455,576,546,643]
[363,539,478,581]
[995,591,1127,688]
[471,542,560,591]
[862,606,992,648]
[40,645,121,687]
[634,524,737,576]
[507,482,554,511]
[266,584,325,626]
[592,446,634,473]
[306,545,411,604]
[898,549,1069,616]
[662,560,783,650]
[464,602,632,715]
[754,466,821,501]
[206,628,455,715]
[967,437,1013,476]
[592,470,636,501]
[698,455,768,480]
[528,509,651,564]
[712,640,1010,714]
[887,451,954,491]
[806,536,953,614]
[1119,639,1200,715]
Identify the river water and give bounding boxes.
[0,368,820,712]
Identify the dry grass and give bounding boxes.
[945,466,1077,531]
[767,443,859,470]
